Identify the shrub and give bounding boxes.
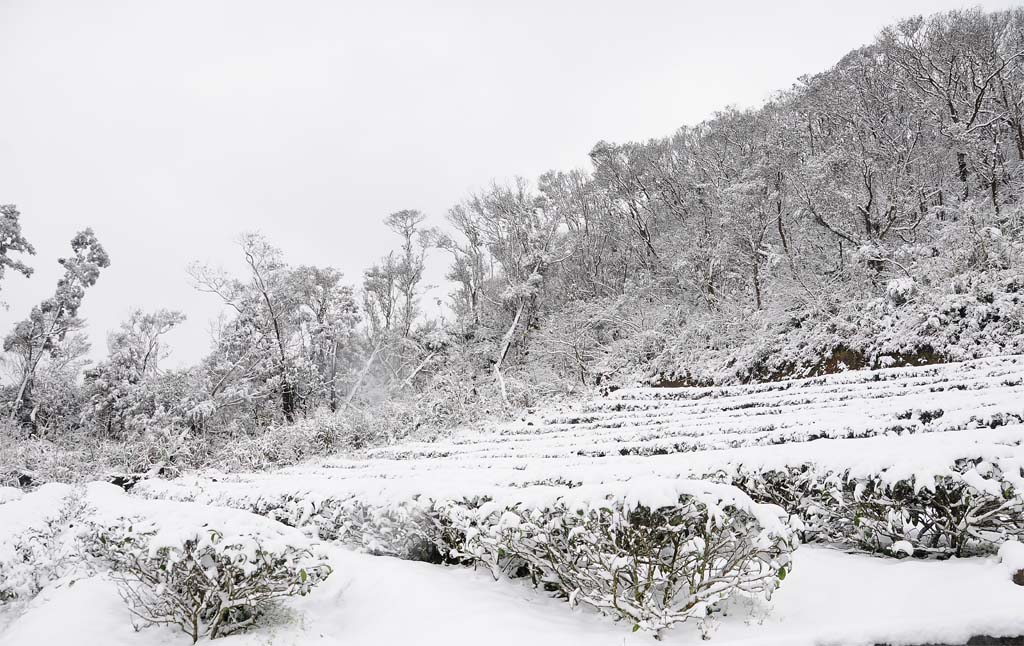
[729,466,840,544]
[842,461,1024,556]
[214,492,469,564]
[456,485,795,634]
[730,456,1024,557]
[0,486,88,603]
[149,480,796,635]
[335,498,457,562]
[84,516,332,643]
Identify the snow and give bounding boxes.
[999,540,1024,575]
[0,482,324,562]
[0,483,73,531]
[84,482,325,558]
[2,545,1023,646]
[0,488,22,505]
[134,356,1024,511]
[5,357,1024,644]
[136,425,1024,515]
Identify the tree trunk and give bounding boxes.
[329,340,339,412]
[752,261,763,310]
[345,339,383,407]
[401,353,436,390]
[281,380,296,423]
[494,301,527,409]
[957,151,970,199]
[9,354,43,430]
[1015,121,1024,161]
[9,373,33,427]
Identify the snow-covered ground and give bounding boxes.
[2,540,1024,646]
[144,355,1024,506]
[3,357,1024,645]
[3,542,1023,646]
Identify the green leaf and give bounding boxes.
[777,566,787,580]
[632,625,640,633]
[300,569,307,583]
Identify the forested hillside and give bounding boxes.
[2,7,1024,484]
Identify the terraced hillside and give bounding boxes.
[150,355,1024,503]
[6,357,1024,645]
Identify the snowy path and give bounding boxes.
[3,546,1023,646]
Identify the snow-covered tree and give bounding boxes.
[0,204,35,297]
[445,179,568,406]
[190,234,362,427]
[4,229,109,431]
[84,309,185,437]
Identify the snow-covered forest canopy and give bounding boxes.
[2,7,1024,484]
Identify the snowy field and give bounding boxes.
[3,357,1024,645]
[143,355,1024,507]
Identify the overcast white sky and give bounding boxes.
[0,0,1017,367]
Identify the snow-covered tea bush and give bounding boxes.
[0,485,88,603]
[164,479,797,634]
[728,466,839,544]
[84,516,332,643]
[840,461,1024,557]
[333,498,469,562]
[731,454,1024,557]
[211,491,469,564]
[454,482,796,633]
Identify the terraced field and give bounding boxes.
[6,357,1024,645]
[151,355,1024,505]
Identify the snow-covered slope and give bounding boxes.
[147,355,1024,505]
[4,357,1024,645]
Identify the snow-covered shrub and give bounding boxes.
[84,516,331,642]
[254,487,795,634]
[0,421,201,487]
[731,455,1024,557]
[0,485,87,603]
[0,427,75,487]
[841,461,1024,557]
[140,480,795,634]
[206,411,355,473]
[333,498,463,562]
[452,482,796,634]
[222,492,469,564]
[885,277,917,306]
[204,391,509,473]
[730,467,839,544]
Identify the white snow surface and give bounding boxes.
[1000,540,1024,575]
[4,357,1024,644]
[0,488,22,505]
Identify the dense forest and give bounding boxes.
[2,7,1024,484]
